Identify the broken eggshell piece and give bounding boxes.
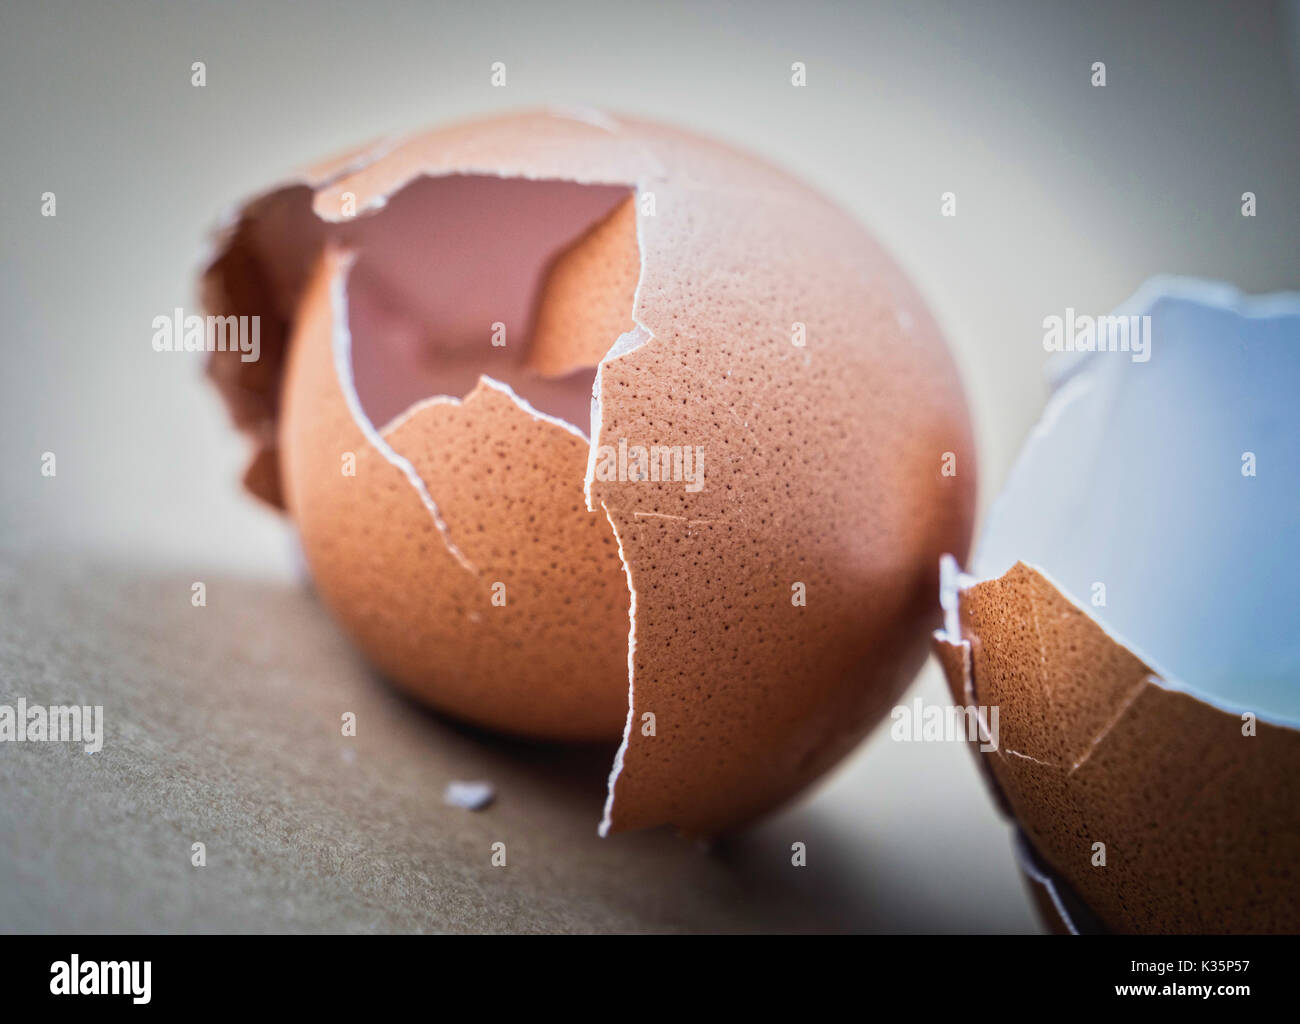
[935,279,1300,933]
[204,109,976,837]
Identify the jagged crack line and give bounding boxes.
[597,502,637,838]
[1069,678,1149,775]
[329,255,478,575]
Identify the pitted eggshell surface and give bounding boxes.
[932,281,1300,931]
[205,110,976,835]
[937,564,1300,933]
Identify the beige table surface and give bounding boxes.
[2,0,1297,932]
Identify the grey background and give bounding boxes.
[0,0,1296,932]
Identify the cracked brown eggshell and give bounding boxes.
[204,109,976,836]
[938,563,1300,933]
[934,281,1300,932]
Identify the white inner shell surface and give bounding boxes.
[324,173,645,579]
[955,278,1300,727]
[344,175,634,434]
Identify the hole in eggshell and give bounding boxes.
[342,174,637,433]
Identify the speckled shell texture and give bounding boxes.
[205,110,976,836]
[936,564,1300,933]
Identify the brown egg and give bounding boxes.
[204,109,976,836]
[934,280,1300,932]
